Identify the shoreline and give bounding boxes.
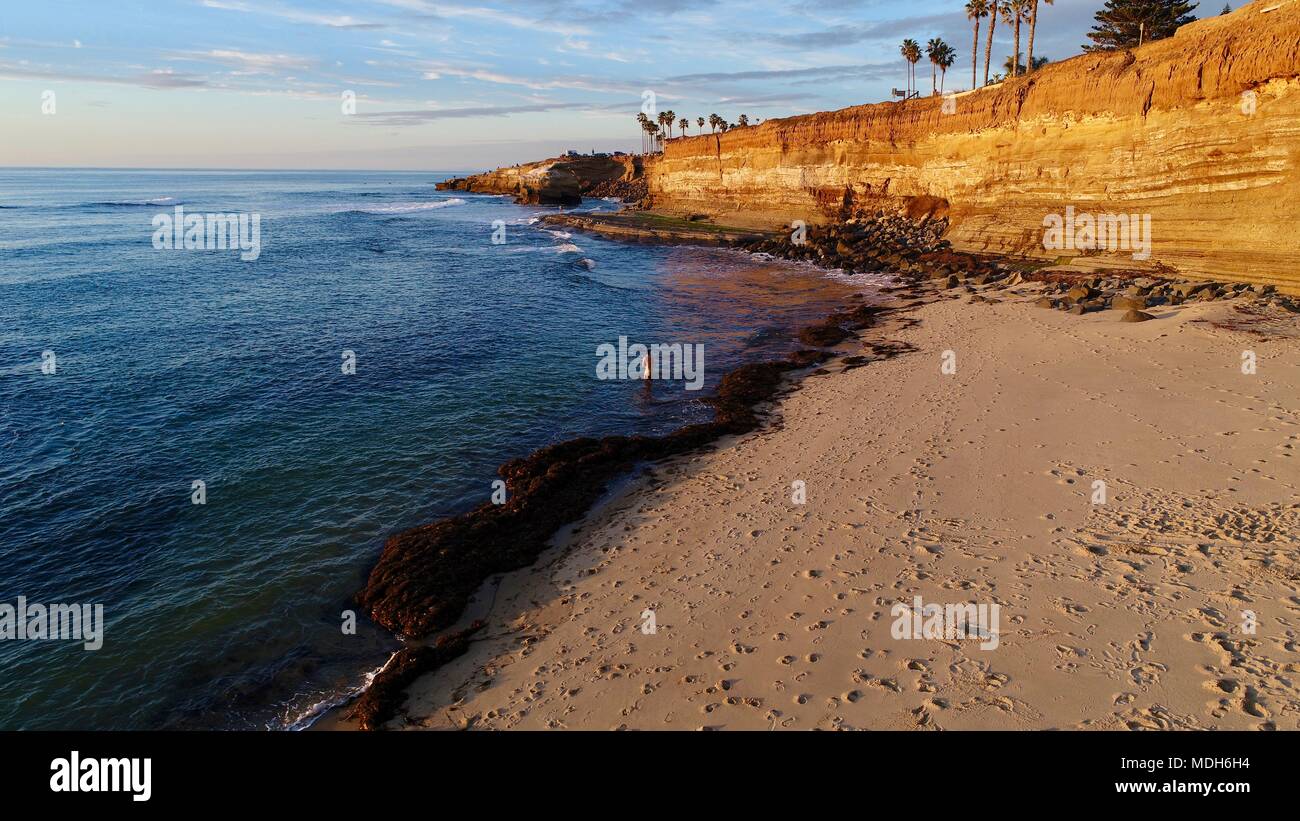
[330,209,911,730]
[328,196,1299,730]
[362,269,1300,730]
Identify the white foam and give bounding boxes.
[348,198,466,214]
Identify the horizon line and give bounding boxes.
[0,165,468,174]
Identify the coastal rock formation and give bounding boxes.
[642,2,1300,289]
[437,154,639,205]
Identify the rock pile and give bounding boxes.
[740,215,974,277]
[1028,277,1297,315]
[586,175,648,203]
[736,216,1298,321]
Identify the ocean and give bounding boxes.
[0,168,880,729]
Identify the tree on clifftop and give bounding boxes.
[658,110,675,139]
[966,0,989,91]
[983,1,1003,85]
[1026,0,1053,74]
[636,112,649,153]
[1002,0,1032,77]
[937,43,956,93]
[900,39,921,97]
[925,38,941,94]
[1084,0,1198,50]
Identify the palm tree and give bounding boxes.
[1004,0,1031,77]
[984,1,1002,85]
[708,113,722,134]
[1026,0,1052,73]
[925,38,943,95]
[661,110,678,138]
[738,114,750,127]
[678,117,689,137]
[636,112,649,153]
[900,40,912,96]
[697,116,705,133]
[938,44,956,93]
[966,0,989,91]
[901,39,921,98]
[642,120,659,151]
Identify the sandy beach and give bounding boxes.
[342,281,1300,731]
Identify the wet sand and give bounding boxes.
[335,285,1300,730]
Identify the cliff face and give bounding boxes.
[645,2,1300,287]
[437,154,636,205]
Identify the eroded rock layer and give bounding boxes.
[437,154,638,205]
[644,3,1300,287]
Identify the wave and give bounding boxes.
[0,197,181,211]
[341,199,466,214]
[283,656,393,731]
[87,197,180,208]
[503,242,584,256]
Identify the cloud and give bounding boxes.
[190,49,317,73]
[201,0,388,29]
[0,61,209,89]
[711,92,819,107]
[419,61,639,94]
[760,12,953,49]
[374,1,591,36]
[665,63,895,84]
[354,100,599,125]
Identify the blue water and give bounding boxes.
[0,169,881,729]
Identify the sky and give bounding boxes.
[0,0,1133,171]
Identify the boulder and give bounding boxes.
[1173,281,1215,298]
[798,322,852,347]
[1120,309,1156,322]
[1111,295,1148,311]
[1066,285,1094,303]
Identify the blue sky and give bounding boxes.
[1,0,1116,170]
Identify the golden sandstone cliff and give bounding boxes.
[644,2,1300,288]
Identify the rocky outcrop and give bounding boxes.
[437,154,639,205]
[642,2,1300,289]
